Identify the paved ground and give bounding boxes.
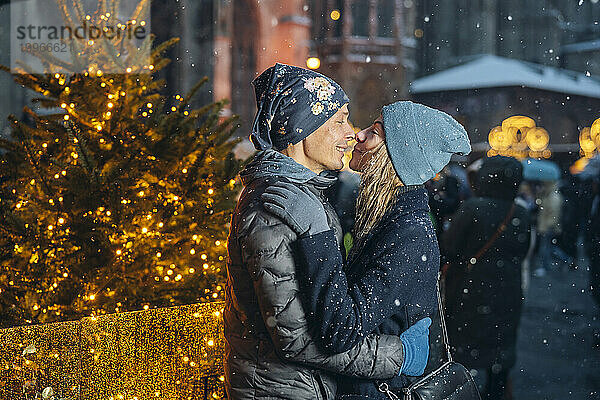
[512,263,600,399]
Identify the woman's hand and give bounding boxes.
[399,317,432,376]
[261,181,330,236]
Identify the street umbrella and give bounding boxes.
[522,158,561,181]
[578,154,600,181]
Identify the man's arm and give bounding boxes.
[294,218,438,354]
[239,211,404,378]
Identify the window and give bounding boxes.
[352,0,369,37]
[377,0,394,37]
[333,0,344,37]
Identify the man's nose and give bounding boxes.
[343,122,355,141]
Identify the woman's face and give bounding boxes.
[349,115,385,171]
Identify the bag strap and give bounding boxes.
[468,203,516,270]
[436,273,452,362]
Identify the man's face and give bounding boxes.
[349,115,385,171]
[302,104,355,172]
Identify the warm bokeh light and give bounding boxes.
[306,57,321,70]
[488,116,551,158]
[501,115,535,133]
[580,127,596,155]
[330,9,341,20]
[525,127,549,152]
[591,118,600,146]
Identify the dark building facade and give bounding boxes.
[415,0,600,76]
[310,0,418,126]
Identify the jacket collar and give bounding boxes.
[239,149,337,190]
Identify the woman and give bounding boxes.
[441,156,531,400]
[261,101,471,399]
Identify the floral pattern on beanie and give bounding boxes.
[304,77,337,115]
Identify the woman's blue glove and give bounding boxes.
[399,317,432,376]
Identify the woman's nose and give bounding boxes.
[355,129,368,143]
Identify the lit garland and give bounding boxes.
[0,302,226,399]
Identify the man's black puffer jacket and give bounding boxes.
[224,150,405,400]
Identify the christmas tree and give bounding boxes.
[0,1,244,327]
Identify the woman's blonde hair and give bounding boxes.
[351,141,403,254]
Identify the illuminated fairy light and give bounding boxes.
[306,57,320,70]
[0,302,225,392]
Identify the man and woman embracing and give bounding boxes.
[223,63,471,400]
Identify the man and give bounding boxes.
[224,64,427,399]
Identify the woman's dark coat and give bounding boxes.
[295,186,440,399]
[441,157,531,370]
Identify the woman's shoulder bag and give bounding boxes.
[376,274,482,400]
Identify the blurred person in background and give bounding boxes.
[441,156,531,400]
[533,181,572,276]
[426,165,462,235]
[557,172,583,269]
[587,172,600,315]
